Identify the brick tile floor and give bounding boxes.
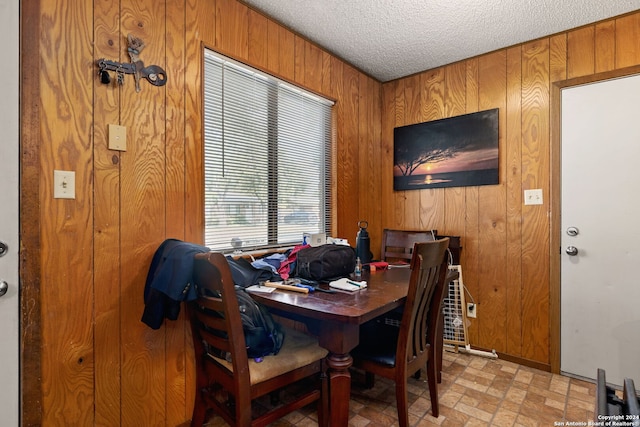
[204,350,598,426]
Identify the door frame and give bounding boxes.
[549,63,640,374]
[20,0,45,424]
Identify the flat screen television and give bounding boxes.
[393,108,499,190]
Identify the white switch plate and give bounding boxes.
[54,170,75,199]
[524,189,543,205]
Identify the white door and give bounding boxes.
[561,74,640,388]
[0,0,20,424]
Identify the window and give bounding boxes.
[203,49,334,252]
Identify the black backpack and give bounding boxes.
[295,244,356,281]
[234,287,284,359]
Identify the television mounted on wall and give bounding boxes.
[393,108,499,190]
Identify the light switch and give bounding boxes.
[524,189,543,205]
[54,170,75,199]
[108,124,127,151]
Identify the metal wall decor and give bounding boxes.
[96,34,167,92]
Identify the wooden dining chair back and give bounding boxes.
[188,252,328,427]
[352,238,450,425]
[379,229,439,327]
[381,229,437,264]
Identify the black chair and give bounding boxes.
[352,238,450,424]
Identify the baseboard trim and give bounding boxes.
[494,351,552,372]
[464,345,552,372]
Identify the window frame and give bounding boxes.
[201,47,336,253]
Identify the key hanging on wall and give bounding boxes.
[95,34,167,91]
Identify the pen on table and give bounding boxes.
[346,280,363,288]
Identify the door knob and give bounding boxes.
[0,280,7,297]
[566,246,579,256]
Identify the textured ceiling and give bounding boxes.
[241,1,640,82]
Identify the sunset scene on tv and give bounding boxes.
[393,108,499,190]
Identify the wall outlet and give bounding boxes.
[466,303,477,318]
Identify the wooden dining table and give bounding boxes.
[250,267,412,426]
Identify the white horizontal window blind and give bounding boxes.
[203,49,334,251]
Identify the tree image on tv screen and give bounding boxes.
[394,140,457,177]
[393,108,499,190]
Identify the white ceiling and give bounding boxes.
[241,1,640,82]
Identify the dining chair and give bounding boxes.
[351,238,450,424]
[380,228,437,265]
[379,228,439,332]
[188,252,329,427]
[380,228,453,382]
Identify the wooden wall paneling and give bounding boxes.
[358,76,382,252]
[321,51,333,96]
[165,0,189,424]
[266,19,280,73]
[505,46,524,357]
[567,26,595,78]
[443,63,467,237]
[184,0,212,416]
[595,20,616,73]
[418,70,445,231]
[194,0,215,47]
[39,0,95,424]
[93,0,123,424]
[294,36,305,84]
[278,27,296,81]
[550,34,568,83]
[215,0,249,58]
[476,51,508,353]
[463,58,480,344]
[444,62,467,118]
[329,56,344,235]
[166,0,188,242]
[615,13,640,68]
[520,39,551,364]
[248,9,268,69]
[304,41,323,92]
[390,79,407,229]
[337,64,361,241]
[380,82,397,235]
[185,0,209,245]
[420,69,445,120]
[357,75,370,239]
[402,74,423,228]
[371,79,383,255]
[404,74,422,125]
[119,1,168,424]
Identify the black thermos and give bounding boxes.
[355,220,372,264]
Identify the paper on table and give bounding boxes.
[245,284,276,293]
[329,277,367,292]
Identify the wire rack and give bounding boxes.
[443,265,468,352]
